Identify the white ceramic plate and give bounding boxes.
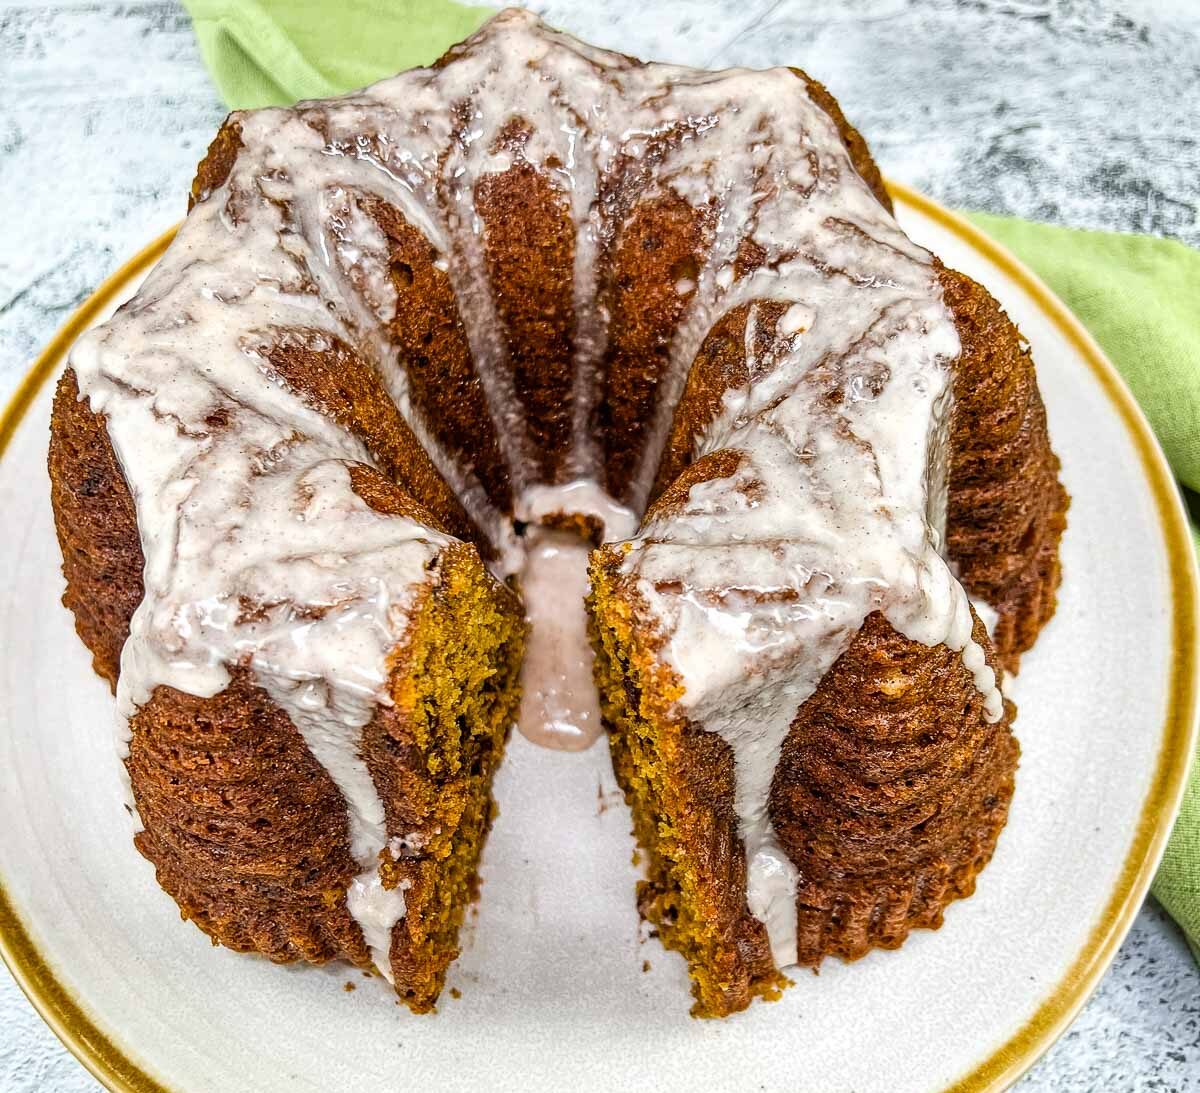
[0,186,1196,1093]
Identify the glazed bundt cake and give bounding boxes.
[48,9,1067,1016]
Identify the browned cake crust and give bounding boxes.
[941,265,1069,671]
[127,669,373,968]
[475,122,579,484]
[49,370,143,689]
[600,192,716,501]
[773,613,1018,965]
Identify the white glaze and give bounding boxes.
[514,482,637,751]
[346,873,409,982]
[515,530,602,751]
[71,8,1005,976]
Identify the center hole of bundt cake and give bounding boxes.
[512,485,638,753]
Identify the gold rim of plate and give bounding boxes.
[0,183,1196,1093]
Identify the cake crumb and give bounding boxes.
[449,987,462,999]
[631,849,641,866]
[343,981,356,992]
[642,960,651,973]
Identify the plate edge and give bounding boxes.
[0,226,177,1093]
[889,181,1200,1093]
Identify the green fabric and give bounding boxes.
[965,214,1200,507]
[181,0,1200,961]
[181,0,494,108]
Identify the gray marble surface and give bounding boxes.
[0,1,1197,1089]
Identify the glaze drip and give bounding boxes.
[514,481,637,751]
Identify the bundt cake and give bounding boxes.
[47,8,1067,1017]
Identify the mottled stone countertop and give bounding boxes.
[0,1,1197,1089]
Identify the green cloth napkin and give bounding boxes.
[184,0,494,108]
[181,0,1200,960]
